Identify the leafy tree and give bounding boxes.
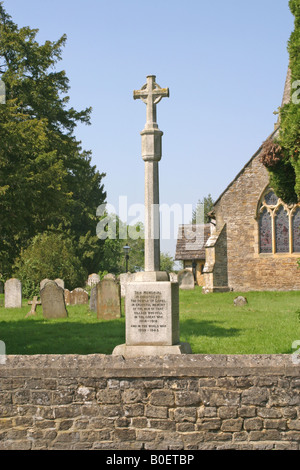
[0,3,106,277]
[191,194,214,224]
[160,252,175,272]
[261,0,300,202]
[13,231,87,298]
[96,212,145,274]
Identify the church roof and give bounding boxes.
[175,224,211,261]
[212,67,290,211]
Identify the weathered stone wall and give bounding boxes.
[208,152,300,291]
[213,225,228,288]
[203,225,229,292]
[0,354,299,450]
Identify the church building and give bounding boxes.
[175,224,211,286]
[203,69,300,292]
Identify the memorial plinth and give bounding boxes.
[112,76,191,357]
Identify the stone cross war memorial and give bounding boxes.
[113,75,191,357]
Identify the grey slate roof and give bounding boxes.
[175,224,211,261]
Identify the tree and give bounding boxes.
[0,3,106,277]
[13,231,87,298]
[261,0,300,202]
[160,252,175,272]
[191,194,214,224]
[95,212,145,274]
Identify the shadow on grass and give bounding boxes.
[0,318,242,356]
[0,318,125,355]
[181,319,241,338]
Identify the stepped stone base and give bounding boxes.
[112,342,192,357]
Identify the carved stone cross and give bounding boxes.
[133,75,169,130]
[26,296,41,318]
[133,76,169,274]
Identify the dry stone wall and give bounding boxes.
[0,354,299,450]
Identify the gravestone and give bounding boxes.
[41,279,64,290]
[112,75,191,357]
[87,273,100,287]
[178,269,195,290]
[64,289,71,306]
[97,278,121,320]
[89,285,98,312]
[40,279,51,290]
[103,273,116,281]
[4,279,22,308]
[119,272,133,298]
[40,280,68,319]
[70,288,89,305]
[26,296,41,318]
[234,296,248,307]
[54,279,64,290]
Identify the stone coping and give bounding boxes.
[0,354,298,378]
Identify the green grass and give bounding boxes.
[0,289,299,355]
[179,289,300,355]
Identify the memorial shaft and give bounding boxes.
[133,75,169,273]
[112,76,192,357]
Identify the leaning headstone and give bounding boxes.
[70,288,89,305]
[119,273,133,298]
[177,269,195,290]
[234,296,248,307]
[26,296,41,318]
[40,280,68,319]
[89,285,98,312]
[4,278,22,308]
[54,278,64,290]
[97,278,121,320]
[87,273,100,287]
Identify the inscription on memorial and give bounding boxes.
[130,291,167,334]
[123,282,180,349]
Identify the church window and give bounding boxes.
[258,188,300,254]
[259,208,272,253]
[292,208,300,253]
[275,206,289,253]
[264,190,278,206]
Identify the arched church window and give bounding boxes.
[259,208,272,253]
[264,190,278,206]
[275,206,289,253]
[258,188,300,254]
[292,207,300,253]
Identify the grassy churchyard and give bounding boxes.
[0,288,299,356]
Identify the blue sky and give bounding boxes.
[2,0,294,257]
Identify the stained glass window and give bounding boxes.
[292,208,300,253]
[275,206,289,253]
[259,188,300,254]
[259,208,272,253]
[264,191,278,206]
